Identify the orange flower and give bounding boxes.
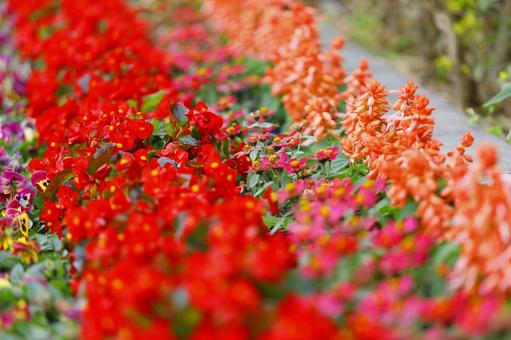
[449,143,511,295]
[341,80,388,163]
[343,59,372,100]
[342,81,474,236]
[205,0,345,137]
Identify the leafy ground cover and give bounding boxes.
[1,0,511,339]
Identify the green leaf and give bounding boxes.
[158,157,178,169]
[484,83,511,107]
[478,0,497,11]
[178,136,199,147]
[172,307,201,338]
[34,234,50,251]
[249,148,259,161]
[398,201,418,219]
[171,103,189,126]
[263,215,279,228]
[488,126,504,137]
[247,173,260,188]
[0,253,21,271]
[151,119,162,133]
[166,123,177,137]
[126,99,138,109]
[369,197,399,223]
[247,122,273,129]
[330,154,349,175]
[141,91,165,113]
[10,264,24,284]
[269,215,290,233]
[34,193,44,210]
[335,253,363,282]
[254,181,274,197]
[37,25,54,39]
[240,58,271,76]
[49,235,63,252]
[0,288,16,309]
[432,242,460,267]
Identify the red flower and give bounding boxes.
[261,296,342,340]
[187,102,223,136]
[128,119,154,140]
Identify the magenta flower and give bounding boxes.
[313,146,339,161]
[15,187,35,209]
[0,312,15,329]
[283,157,307,174]
[312,292,344,317]
[0,122,24,142]
[0,148,10,166]
[31,170,49,192]
[6,199,24,217]
[402,217,419,233]
[1,170,26,194]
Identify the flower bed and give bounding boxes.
[1,0,511,339]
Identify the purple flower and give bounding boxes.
[0,33,8,46]
[63,306,82,321]
[15,187,35,209]
[1,170,26,194]
[13,74,26,96]
[0,147,10,166]
[1,122,24,142]
[0,55,8,70]
[6,199,23,217]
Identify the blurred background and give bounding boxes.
[319,0,511,140]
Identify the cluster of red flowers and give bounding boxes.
[8,0,511,337]
[8,0,361,338]
[205,0,345,139]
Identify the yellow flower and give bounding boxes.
[15,213,31,237]
[0,276,11,289]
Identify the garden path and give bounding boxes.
[319,0,511,172]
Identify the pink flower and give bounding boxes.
[313,293,344,317]
[380,250,410,273]
[283,157,307,174]
[215,96,236,111]
[313,146,339,161]
[375,222,403,248]
[403,217,418,232]
[456,296,502,336]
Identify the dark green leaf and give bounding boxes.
[178,136,199,147]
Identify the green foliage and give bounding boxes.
[340,0,511,131]
[141,90,165,113]
[485,82,511,107]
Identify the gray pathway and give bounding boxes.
[319,1,511,172]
